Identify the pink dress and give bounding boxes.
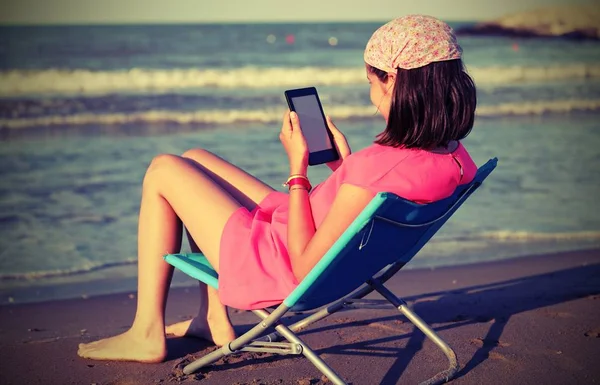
[218,142,477,309]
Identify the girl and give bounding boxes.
[78,14,477,363]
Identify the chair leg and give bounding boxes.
[399,304,459,385]
[259,300,348,343]
[252,308,347,384]
[183,305,346,383]
[370,280,459,385]
[183,306,290,374]
[273,322,347,385]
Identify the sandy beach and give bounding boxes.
[1,249,599,384]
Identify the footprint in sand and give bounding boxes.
[297,377,325,385]
[23,336,60,344]
[367,321,408,333]
[170,356,210,382]
[544,311,574,318]
[107,379,166,385]
[488,351,510,361]
[470,337,511,348]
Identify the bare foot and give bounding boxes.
[77,329,166,363]
[166,316,235,346]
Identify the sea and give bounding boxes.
[1,22,599,305]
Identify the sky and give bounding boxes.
[0,0,596,24]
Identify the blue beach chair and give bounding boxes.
[164,158,498,385]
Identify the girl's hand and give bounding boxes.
[325,115,351,172]
[280,110,309,175]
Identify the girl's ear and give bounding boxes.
[382,72,396,96]
[386,72,396,85]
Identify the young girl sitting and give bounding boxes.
[78,14,477,363]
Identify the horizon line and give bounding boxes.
[0,18,482,27]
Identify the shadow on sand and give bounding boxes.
[301,261,600,383]
[176,261,600,383]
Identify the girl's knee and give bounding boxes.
[181,148,209,160]
[143,153,182,189]
[148,153,182,170]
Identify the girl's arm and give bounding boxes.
[285,171,316,262]
[280,110,369,281]
[288,183,374,282]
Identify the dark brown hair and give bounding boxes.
[368,59,476,150]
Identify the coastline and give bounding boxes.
[3,241,599,306]
[1,248,599,384]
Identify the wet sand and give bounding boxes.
[1,249,599,385]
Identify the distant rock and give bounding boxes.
[456,4,600,40]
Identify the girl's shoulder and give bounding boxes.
[344,141,476,173]
[341,142,476,202]
[340,143,413,183]
[346,143,410,163]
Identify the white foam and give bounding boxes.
[2,99,599,129]
[0,258,137,281]
[479,230,600,241]
[1,63,599,96]
[468,63,600,85]
[476,99,600,116]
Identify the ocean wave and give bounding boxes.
[1,230,598,281]
[0,259,137,281]
[2,99,599,129]
[428,230,600,245]
[475,99,600,116]
[467,64,600,85]
[1,64,599,96]
[478,230,600,242]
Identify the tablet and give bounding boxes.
[284,87,340,166]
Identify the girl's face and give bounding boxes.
[366,65,395,121]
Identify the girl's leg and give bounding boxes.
[165,148,275,339]
[78,154,244,362]
[181,148,275,209]
[165,228,235,345]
